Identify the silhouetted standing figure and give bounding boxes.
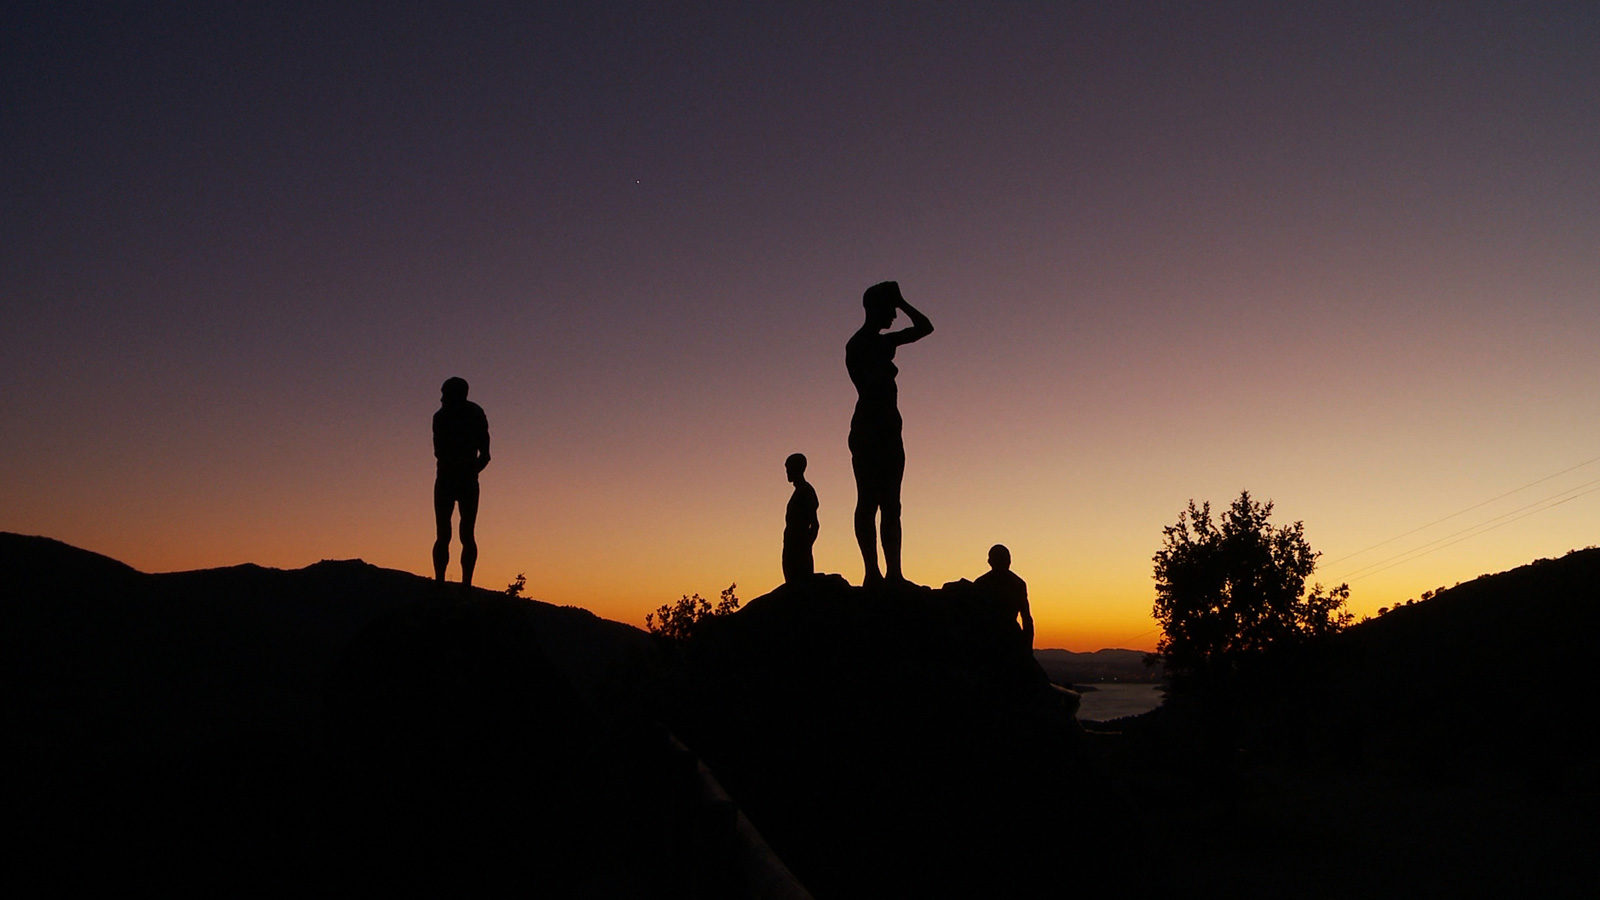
[783,453,819,583]
[846,281,933,586]
[433,377,490,588]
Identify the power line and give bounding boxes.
[1344,485,1600,584]
[1114,627,1159,645]
[1336,479,1600,583]
[1118,453,1600,647]
[1335,476,1600,581]
[1324,452,1600,567]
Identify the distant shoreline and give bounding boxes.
[1072,682,1166,722]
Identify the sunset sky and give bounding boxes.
[5,2,1596,651]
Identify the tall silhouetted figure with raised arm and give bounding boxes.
[846,280,933,586]
[783,452,819,583]
[432,376,490,589]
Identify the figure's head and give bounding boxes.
[862,281,901,329]
[785,452,807,482]
[988,544,1011,571]
[441,376,469,403]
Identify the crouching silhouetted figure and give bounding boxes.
[974,544,1033,649]
[783,453,819,583]
[973,544,1046,691]
[432,377,490,588]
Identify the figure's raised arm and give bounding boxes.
[888,296,933,346]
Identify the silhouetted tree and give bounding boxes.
[1152,491,1351,686]
[645,583,740,641]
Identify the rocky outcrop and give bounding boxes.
[664,575,1092,898]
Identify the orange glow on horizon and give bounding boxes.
[7,6,1598,662]
[34,498,1592,658]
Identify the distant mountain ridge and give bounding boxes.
[1034,647,1162,684]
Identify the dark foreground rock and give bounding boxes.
[662,575,1137,898]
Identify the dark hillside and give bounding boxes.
[1,532,784,895]
[4,533,658,754]
[1098,549,1600,896]
[1326,547,1600,775]
[5,535,652,755]
[1131,547,1600,781]
[5,533,141,588]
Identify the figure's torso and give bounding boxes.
[433,401,488,474]
[846,329,899,412]
[786,482,818,533]
[974,569,1028,623]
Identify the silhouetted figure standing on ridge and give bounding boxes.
[846,281,933,586]
[433,376,490,588]
[783,453,820,583]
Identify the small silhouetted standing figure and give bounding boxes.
[783,453,819,583]
[973,544,1034,651]
[846,281,933,586]
[433,376,490,588]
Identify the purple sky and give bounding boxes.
[5,1,1597,649]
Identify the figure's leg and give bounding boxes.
[855,503,881,585]
[880,496,902,581]
[433,478,453,582]
[782,538,798,584]
[782,533,815,584]
[458,480,480,588]
[881,451,907,582]
[853,458,882,585]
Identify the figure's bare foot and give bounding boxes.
[862,570,884,589]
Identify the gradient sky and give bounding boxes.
[5,1,1597,651]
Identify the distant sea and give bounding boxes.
[1074,683,1165,722]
